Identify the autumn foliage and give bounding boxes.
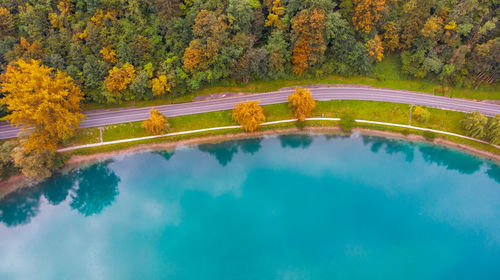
[265,0,285,28]
[232,101,266,132]
[352,0,386,34]
[291,9,326,76]
[151,75,171,96]
[100,46,117,64]
[0,59,84,153]
[105,63,136,92]
[0,7,11,35]
[287,88,316,121]
[142,109,169,135]
[366,35,384,62]
[183,44,203,72]
[383,22,400,52]
[183,10,227,73]
[11,37,43,61]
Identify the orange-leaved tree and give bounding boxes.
[352,0,386,34]
[232,101,266,132]
[291,9,326,76]
[142,109,169,135]
[287,87,316,121]
[0,59,84,153]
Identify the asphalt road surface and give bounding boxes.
[1,86,500,139]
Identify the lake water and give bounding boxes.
[1,134,500,279]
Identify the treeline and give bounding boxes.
[0,0,498,105]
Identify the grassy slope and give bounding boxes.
[65,100,499,157]
[82,56,500,111]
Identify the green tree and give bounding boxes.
[266,30,290,78]
[227,0,253,33]
[460,111,488,139]
[486,115,500,145]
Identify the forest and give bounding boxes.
[0,0,498,108]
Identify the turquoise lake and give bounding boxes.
[1,134,500,279]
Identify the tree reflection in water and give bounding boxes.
[198,142,239,166]
[40,170,78,205]
[419,146,482,174]
[0,187,42,227]
[278,134,314,149]
[153,150,175,161]
[0,160,120,227]
[198,138,263,166]
[239,138,262,155]
[70,162,120,216]
[362,136,415,162]
[486,164,500,184]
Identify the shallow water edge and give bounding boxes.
[1,126,499,199]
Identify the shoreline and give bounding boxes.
[2,127,500,199]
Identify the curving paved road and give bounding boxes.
[1,86,500,139]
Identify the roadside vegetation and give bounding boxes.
[65,96,500,156]
[0,59,83,180]
[287,87,316,121]
[232,101,266,132]
[0,0,499,114]
[0,0,498,182]
[142,109,170,135]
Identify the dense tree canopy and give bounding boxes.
[0,0,497,107]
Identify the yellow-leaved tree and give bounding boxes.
[105,63,136,92]
[232,101,266,132]
[100,46,117,64]
[287,87,316,121]
[0,59,84,153]
[151,74,171,95]
[142,109,169,135]
[366,35,384,62]
[265,0,285,28]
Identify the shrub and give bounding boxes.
[232,101,266,132]
[339,114,356,132]
[142,109,169,135]
[413,106,431,123]
[287,87,316,121]
[11,145,63,180]
[0,140,19,180]
[460,111,488,139]
[423,130,436,140]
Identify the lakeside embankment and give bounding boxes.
[2,126,500,200]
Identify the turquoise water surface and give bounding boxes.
[1,134,500,279]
